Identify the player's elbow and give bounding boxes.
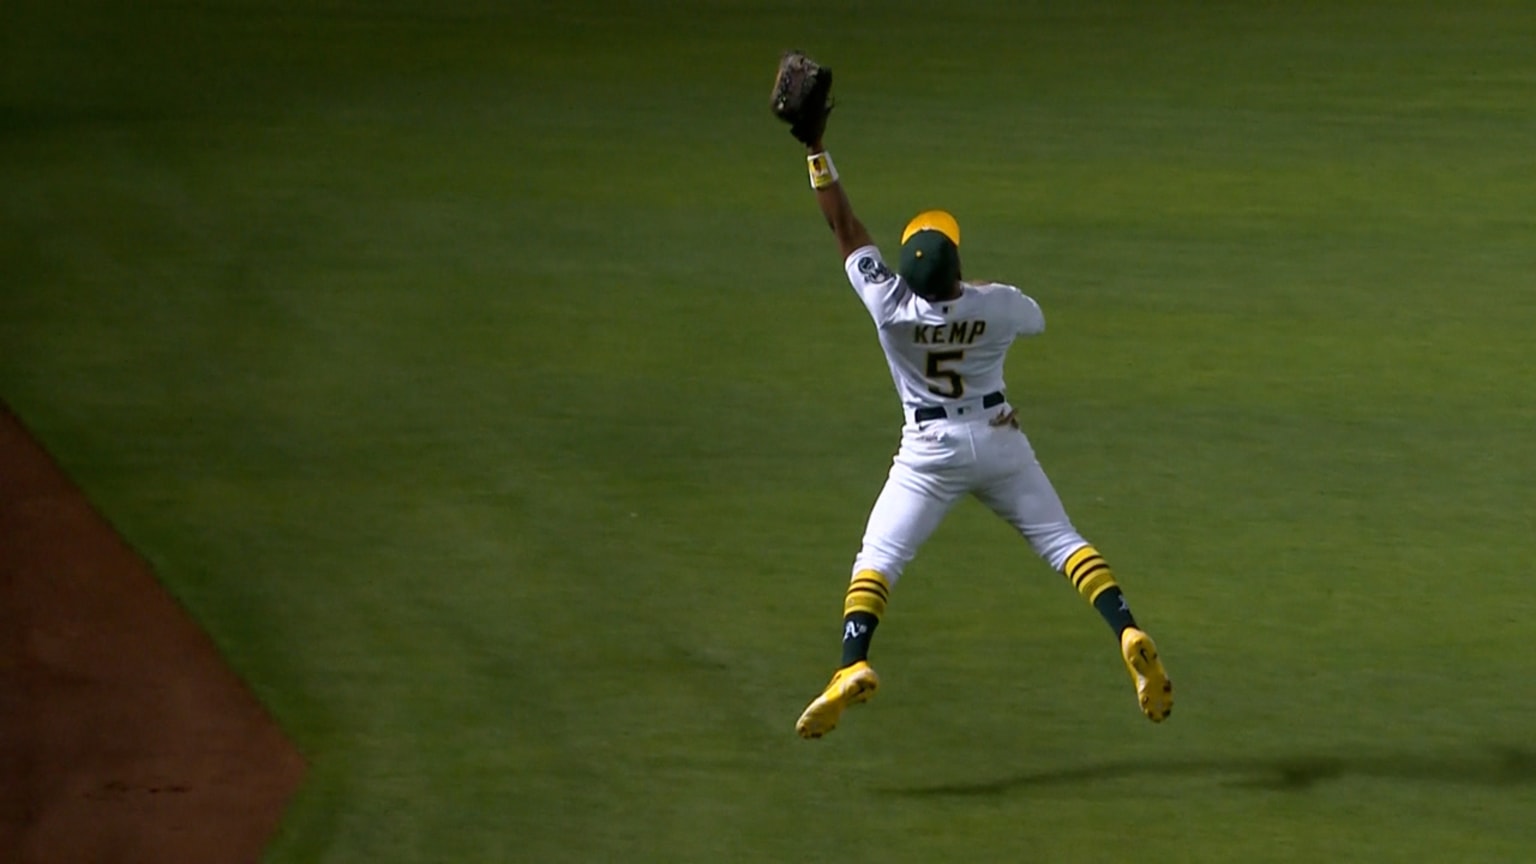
[1019,297,1046,335]
[834,223,872,258]
[844,220,873,250]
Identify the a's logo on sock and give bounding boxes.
[843,621,868,641]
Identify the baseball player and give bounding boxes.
[770,52,1173,740]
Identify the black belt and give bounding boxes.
[913,391,1005,423]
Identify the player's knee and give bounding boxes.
[854,534,916,586]
[1022,525,1087,571]
[851,556,905,586]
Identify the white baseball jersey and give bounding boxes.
[844,245,1044,421]
[839,244,1088,585]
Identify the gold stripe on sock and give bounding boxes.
[1078,568,1117,603]
[1064,546,1098,576]
[849,576,889,602]
[1071,559,1108,591]
[1065,551,1106,588]
[843,569,891,618]
[1063,545,1118,603]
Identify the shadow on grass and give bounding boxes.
[883,746,1536,796]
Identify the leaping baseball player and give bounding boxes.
[770,51,1173,740]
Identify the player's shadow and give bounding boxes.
[883,745,1536,796]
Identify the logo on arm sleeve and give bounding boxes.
[857,255,895,283]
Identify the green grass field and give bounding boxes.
[5,1,1536,861]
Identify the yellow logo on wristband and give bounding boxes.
[808,151,838,189]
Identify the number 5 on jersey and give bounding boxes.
[925,350,964,398]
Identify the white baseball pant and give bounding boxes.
[853,408,1087,584]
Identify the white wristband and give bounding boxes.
[807,152,838,189]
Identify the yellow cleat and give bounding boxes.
[1121,627,1173,722]
[795,661,879,739]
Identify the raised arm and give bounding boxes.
[770,52,874,261]
[804,137,874,260]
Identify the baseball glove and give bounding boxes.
[770,50,834,146]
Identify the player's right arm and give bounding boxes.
[1012,289,1045,336]
[805,137,873,260]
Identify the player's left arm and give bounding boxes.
[769,52,873,260]
[805,138,874,260]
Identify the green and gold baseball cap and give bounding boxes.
[899,210,961,299]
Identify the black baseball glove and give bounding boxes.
[770,50,833,146]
